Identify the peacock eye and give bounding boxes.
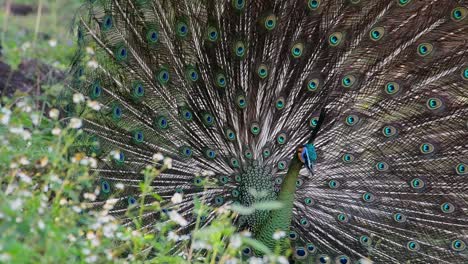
[289,230,298,240]
[233,0,246,11]
[181,146,193,158]
[341,74,356,88]
[382,125,397,137]
[275,97,285,110]
[420,143,434,154]
[342,153,355,163]
[262,148,271,158]
[360,235,372,246]
[393,212,406,223]
[214,195,224,205]
[294,247,307,259]
[112,105,123,119]
[250,122,261,135]
[146,29,158,44]
[257,64,269,78]
[132,130,144,144]
[230,157,239,168]
[456,163,466,175]
[193,176,203,186]
[185,67,199,82]
[462,67,468,80]
[362,192,375,202]
[426,97,443,110]
[328,180,339,189]
[308,0,320,10]
[157,68,170,85]
[102,15,113,31]
[234,41,246,58]
[225,128,236,141]
[277,132,288,144]
[231,189,240,197]
[410,178,425,189]
[264,14,277,31]
[397,0,412,7]
[310,117,319,128]
[215,73,227,88]
[417,43,433,57]
[291,42,304,58]
[345,114,359,126]
[441,202,455,213]
[370,27,384,41]
[101,180,111,193]
[128,196,136,206]
[307,78,320,91]
[375,161,389,171]
[300,218,309,226]
[306,243,317,253]
[336,256,350,264]
[329,32,343,46]
[451,239,466,251]
[90,81,102,99]
[296,178,303,187]
[207,26,219,42]
[277,160,287,170]
[236,94,247,109]
[318,255,330,264]
[451,7,467,21]
[304,197,314,205]
[202,113,215,126]
[385,81,400,95]
[176,21,189,37]
[406,241,420,251]
[205,149,216,159]
[275,177,283,185]
[244,149,253,159]
[337,213,348,223]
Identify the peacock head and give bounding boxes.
[297,144,318,171]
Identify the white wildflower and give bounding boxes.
[16,217,22,223]
[59,198,67,205]
[229,234,242,249]
[30,113,40,126]
[168,210,188,226]
[103,223,118,238]
[17,171,32,184]
[86,46,95,55]
[21,41,31,51]
[110,150,121,160]
[241,230,252,237]
[69,118,83,129]
[179,234,190,241]
[10,162,18,169]
[248,257,265,264]
[49,109,60,120]
[115,183,124,190]
[17,100,32,113]
[152,152,164,161]
[358,258,374,264]
[51,127,61,136]
[277,257,289,264]
[85,255,98,263]
[0,108,11,125]
[0,254,11,262]
[82,248,91,255]
[73,93,85,104]
[104,199,117,210]
[272,230,286,240]
[88,157,97,168]
[68,234,77,242]
[171,192,183,204]
[163,157,172,169]
[167,231,180,242]
[19,156,30,165]
[10,198,23,210]
[87,60,99,69]
[225,259,238,264]
[48,39,57,47]
[192,240,212,250]
[87,100,101,111]
[37,220,45,230]
[201,170,215,176]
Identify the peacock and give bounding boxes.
[68,0,468,263]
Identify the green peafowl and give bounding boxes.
[68,0,468,262]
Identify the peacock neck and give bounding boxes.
[254,156,302,251]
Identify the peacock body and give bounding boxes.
[69,0,468,263]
